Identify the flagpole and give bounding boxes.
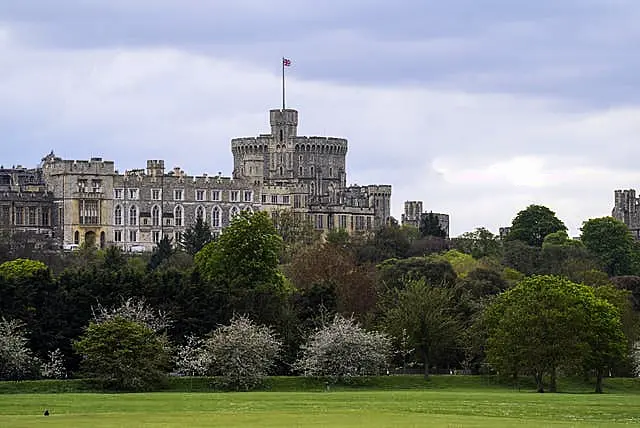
[282,57,286,111]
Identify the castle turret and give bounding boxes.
[270,109,298,142]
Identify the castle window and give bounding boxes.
[279,129,283,142]
[152,205,160,226]
[262,194,268,204]
[128,188,139,200]
[175,205,183,227]
[212,206,221,228]
[14,207,24,225]
[115,205,123,226]
[339,215,347,229]
[279,166,284,176]
[174,231,181,243]
[299,166,303,176]
[310,166,314,176]
[152,189,161,200]
[315,214,324,230]
[80,200,99,225]
[271,195,278,204]
[114,188,123,199]
[244,191,253,202]
[114,230,122,242]
[1,206,9,225]
[129,230,137,242]
[153,231,160,243]
[196,205,204,220]
[196,190,205,201]
[282,195,290,205]
[230,206,240,220]
[174,189,184,201]
[230,191,239,202]
[74,230,80,244]
[211,190,221,201]
[129,206,138,226]
[329,167,333,177]
[41,208,50,226]
[28,207,37,225]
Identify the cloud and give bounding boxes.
[0,1,639,237]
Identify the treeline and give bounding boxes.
[0,206,639,393]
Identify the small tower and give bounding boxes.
[270,109,298,143]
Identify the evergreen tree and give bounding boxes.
[180,216,213,255]
[149,236,174,270]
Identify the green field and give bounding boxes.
[1,390,639,427]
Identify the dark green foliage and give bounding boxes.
[451,227,502,260]
[149,236,174,270]
[180,216,213,256]
[377,257,457,290]
[419,212,447,238]
[581,217,637,276]
[73,317,169,391]
[506,205,567,247]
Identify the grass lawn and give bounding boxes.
[0,390,638,427]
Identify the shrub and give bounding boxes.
[204,315,281,390]
[294,315,391,381]
[0,318,41,380]
[74,317,170,391]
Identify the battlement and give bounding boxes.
[42,156,116,175]
[292,137,348,154]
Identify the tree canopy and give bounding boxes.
[507,205,567,247]
[581,217,637,276]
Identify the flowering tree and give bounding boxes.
[294,315,391,381]
[91,297,171,333]
[0,318,40,380]
[205,315,281,390]
[175,335,209,377]
[41,348,67,379]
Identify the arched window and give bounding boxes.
[244,206,253,214]
[152,205,160,226]
[329,167,333,177]
[279,166,284,176]
[174,205,183,227]
[114,205,122,226]
[129,206,137,226]
[74,230,79,244]
[196,205,204,221]
[279,129,283,142]
[310,166,314,176]
[230,206,240,220]
[212,206,221,228]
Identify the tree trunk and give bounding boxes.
[422,350,429,378]
[549,367,557,393]
[534,371,545,393]
[595,369,604,394]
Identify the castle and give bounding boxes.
[0,108,392,251]
[612,189,640,239]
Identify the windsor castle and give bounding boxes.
[0,108,392,251]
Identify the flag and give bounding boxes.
[283,58,291,67]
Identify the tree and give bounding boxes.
[204,315,281,390]
[180,216,213,256]
[294,315,391,381]
[382,279,461,377]
[41,348,67,379]
[174,335,209,377]
[506,205,566,247]
[484,275,626,393]
[581,217,636,276]
[0,318,40,380]
[73,317,169,391]
[91,297,171,333]
[271,209,320,261]
[149,235,175,270]
[356,220,411,263]
[377,256,457,290]
[451,227,502,260]
[194,211,287,322]
[419,212,446,238]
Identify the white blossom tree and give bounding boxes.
[205,315,281,390]
[294,315,391,381]
[41,348,67,379]
[175,335,210,377]
[0,318,40,380]
[91,297,171,333]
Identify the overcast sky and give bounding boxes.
[1,0,639,236]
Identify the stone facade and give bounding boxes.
[6,107,392,251]
[0,165,56,248]
[232,108,392,235]
[400,200,450,238]
[612,189,640,239]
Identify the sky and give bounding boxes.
[1,0,639,236]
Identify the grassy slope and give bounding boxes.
[1,390,639,427]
